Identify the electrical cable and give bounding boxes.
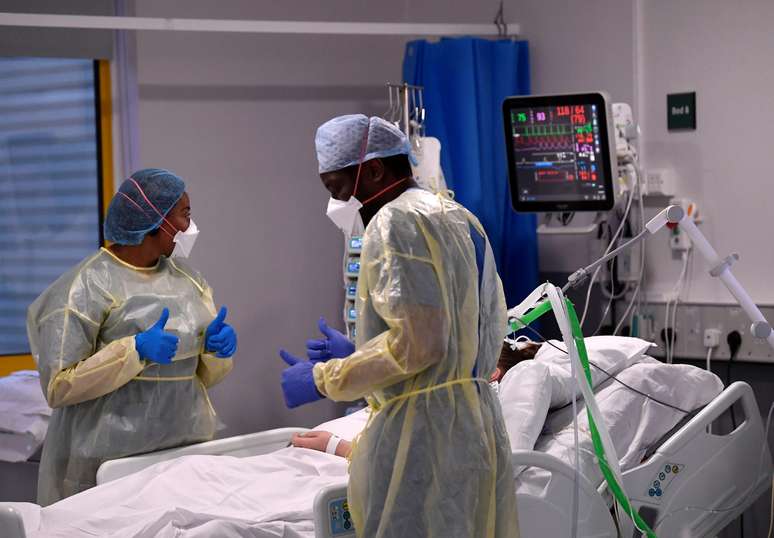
[513,318,691,415]
[580,186,636,327]
[664,249,691,363]
[560,212,576,226]
[725,330,744,537]
[614,165,646,335]
[670,249,692,363]
[767,474,774,538]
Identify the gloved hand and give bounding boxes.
[135,308,179,364]
[279,350,324,408]
[205,306,238,358]
[306,317,355,361]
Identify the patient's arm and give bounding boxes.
[291,430,352,458]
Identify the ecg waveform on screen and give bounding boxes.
[512,121,575,152]
[515,135,573,152]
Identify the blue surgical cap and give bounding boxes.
[104,168,186,245]
[315,114,411,174]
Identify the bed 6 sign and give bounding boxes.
[667,92,696,131]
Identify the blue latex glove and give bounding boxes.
[135,308,179,364]
[279,350,323,408]
[305,317,355,361]
[205,306,238,358]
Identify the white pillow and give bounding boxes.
[535,335,653,365]
[533,336,655,408]
[499,361,551,452]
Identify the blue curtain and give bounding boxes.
[403,37,538,306]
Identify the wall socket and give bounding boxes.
[635,302,774,363]
[644,168,676,197]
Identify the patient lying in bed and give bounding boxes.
[291,341,542,456]
[292,336,723,471]
[16,337,723,538]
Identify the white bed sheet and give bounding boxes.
[28,448,349,538]
[0,371,51,462]
[20,347,722,538]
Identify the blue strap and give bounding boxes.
[468,222,486,381]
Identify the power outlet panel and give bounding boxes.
[636,302,774,363]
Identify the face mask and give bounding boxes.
[326,197,364,236]
[171,219,199,258]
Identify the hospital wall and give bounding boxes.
[522,2,774,536]
[130,0,494,436]
[638,0,774,304]
[638,6,774,534]
[527,0,774,305]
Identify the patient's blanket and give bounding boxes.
[499,337,723,495]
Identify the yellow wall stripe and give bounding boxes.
[98,59,115,222]
[0,355,37,377]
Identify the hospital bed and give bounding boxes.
[2,381,769,538]
[0,371,50,504]
[309,381,772,538]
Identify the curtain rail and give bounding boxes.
[0,13,519,36]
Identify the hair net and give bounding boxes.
[104,168,185,245]
[315,114,412,174]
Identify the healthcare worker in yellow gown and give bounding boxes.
[277,115,520,538]
[27,168,238,505]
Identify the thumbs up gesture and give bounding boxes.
[305,317,355,362]
[135,308,179,364]
[205,306,238,358]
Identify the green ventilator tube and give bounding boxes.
[510,296,657,537]
[565,300,657,538]
[508,300,552,332]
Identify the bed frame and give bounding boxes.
[311,382,773,538]
[1,382,769,538]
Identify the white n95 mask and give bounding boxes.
[326,197,364,236]
[171,219,199,258]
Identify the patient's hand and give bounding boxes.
[291,430,352,457]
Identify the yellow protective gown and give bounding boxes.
[27,248,233,505]
[313,189,519,538]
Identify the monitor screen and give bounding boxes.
[503,93,616,213]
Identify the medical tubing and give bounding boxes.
[569,323,581,538]
[515,321,691,415]
[579,186,637,326]
[615,172,646,335]
[652,400,774,529]
[555,286,645,535]
[508,287,656,535]
[509,300,552,333]
[768,474,774,538]
[566,301,658,538]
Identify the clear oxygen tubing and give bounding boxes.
[508,284,658,537]
[580,185,637,327]
[509,284,581,538]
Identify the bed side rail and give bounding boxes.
[97,426,309,485]
[511,449,617,538]
[0,505,27,538]
[313,482,353,538]
[622,381,772,537]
